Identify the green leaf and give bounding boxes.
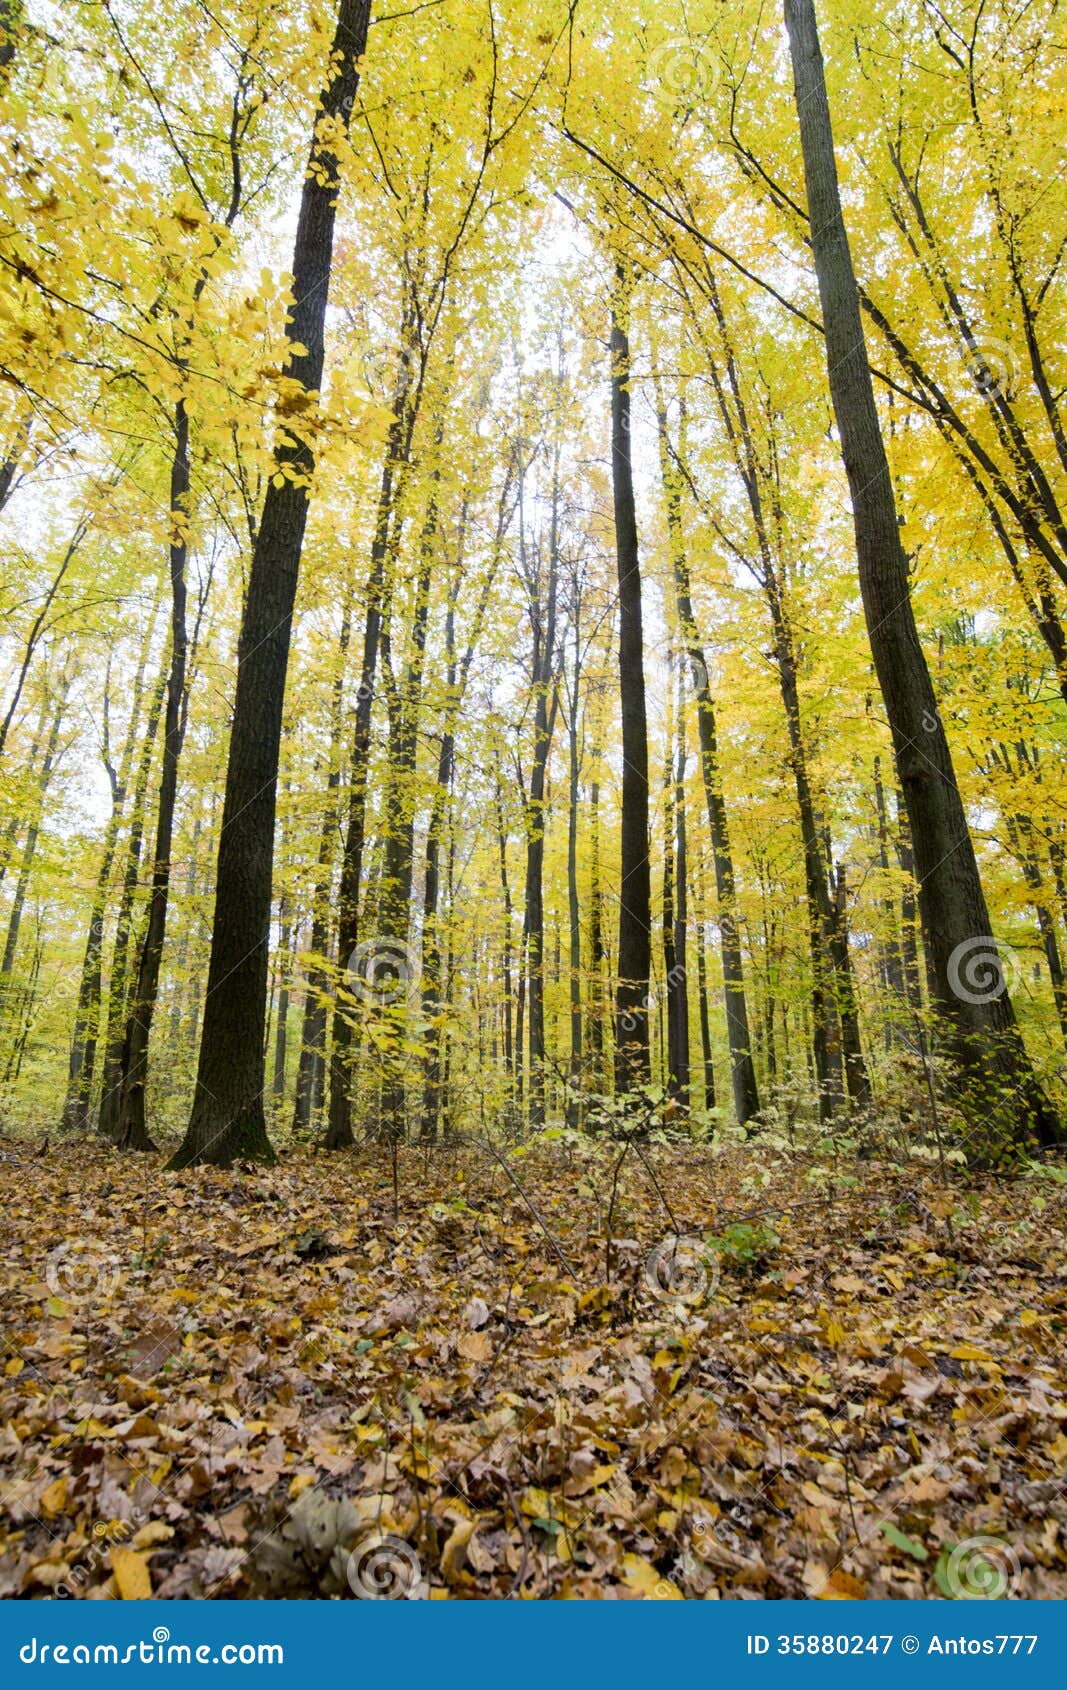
[879,1521,929,1561]
[933,1549,955,1597]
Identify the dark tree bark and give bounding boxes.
[587,775,606,1086]
[97,674,166,1139]
[114,404,193,1152]
[62,639,153,1133]
[873,755,907,1046]
[421,489,509,1141]
[828,862,872,1109]
[669,661,691,1106]
[292,608,350,1138]
[519,456,560,1129]
[657,405,759,1124]
[171,0,371,1169]
[784,0,1060,1157]
[271,891,293,1104]
[661,653,689,1106]
[565,608,583,1125]
[326,357,419,1151]
[609,280,652,1091]
[494,775,516,1114]
[0,0,20,74]
[691,852,716,1113]
[376,454,442,1137]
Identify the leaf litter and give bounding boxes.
[0,1137,1064,1600]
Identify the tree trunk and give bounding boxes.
[271,893,293,1104]
[62,633,154,1133]
[565,619,583,1125]
[669,660,691,1106]
[784,0,1060,1157]
[292,609,351,1137]
[326,371,416,1151]
[114,403,192,1152]
[610,280,652,1091]
[172,0,370,1168]
[657,407,759,1124]
[692,852,716,1113]
[588,775,606,1088]
[97,674,167,1139]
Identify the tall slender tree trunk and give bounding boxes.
[62,633,155,1133]
[565,620,583,1125]
[115,404,193,1151]
[784,0,1060,1156]
[171,0,371,1169]
[271,892,293,1104]
[326,372,416,1151]
[97,674,167,1138]
[610,279,652,1091]
[292,609,351,1137]
[588,775,606,1087]
[657,406,759,1123]
[764,581,847,1117]
[377,462,440,1137]
[494,777,515,1116]
[691,852,716,1113]
[668,656,691,1106]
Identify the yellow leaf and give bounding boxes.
[39,1477,67,1517]
[288,1472,316,1500]
[130,1522,173,1550]
[565,1462,615,1497]
[110,1547,152,1600]
[5,1357,23,1377]
[820,1567,866,1599]
[440,1518,475,1583]
[621,1554,683,1599]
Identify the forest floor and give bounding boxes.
[1,1131,1065,1601]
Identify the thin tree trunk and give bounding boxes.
[97,673,167,1139]
[657,405,759,1123]
[691,852,716,1113]
[292,609,351,1137]
[326,372,415,1150]
[588,775,606,1088]
[610,278,652,1091]
[670,662,691,1107]
[114,403,193,1151]
[62,635,154,1133]
[271,893,293,1104]
[566,617,582,1125]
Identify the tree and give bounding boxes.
[609,273,652,1092]
[170,0,371,1169]
[783,0,1060,1159]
